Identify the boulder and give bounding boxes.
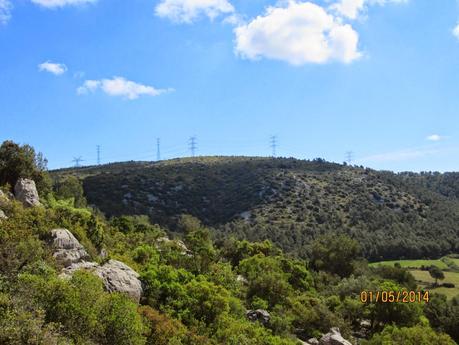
[95,260,143,303]
[156,236,190,255]
[59,261,99,279]
[236,274,248,284]
[308,338,320,345]
[0,209,7,220]
[246,309,270,325]
[319,328,353,345]
[14,178,41,207]
[51,229,90,267]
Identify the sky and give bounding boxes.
[1,0,459,172]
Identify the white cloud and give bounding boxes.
[234,1,361,65]
[331,0,408,20]
[426,134,444,142]
[77,77,174,100]
[330,0,365,20]
[155,0,234,23]
[31,0,97,8]
[0,0,12,25]
[453,24,459,40]
[38,61,68,75]
[360,147,440,163]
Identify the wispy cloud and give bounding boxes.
[31,0,97,8]
[359,146,442,163]
[77,76,174,100]
[155,0,234,23]
[426,134,445,142]
[330,0,408,20]
[0,0,12,25]
[38,61,68,75]
[453,24,459,40]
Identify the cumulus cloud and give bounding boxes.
[38,61,68,75]
[77,77,174,100]
[331,0,408,20]
[31,0,97,8]
[234,1,361,65]
[0,0,12,25]
[155,0,234,23]
[426,134,444,142]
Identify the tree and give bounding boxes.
[364,325,456,345]
[0,140,50,195]
[429,266,445,286]
[310,233,361,277]
[54,175,87,208]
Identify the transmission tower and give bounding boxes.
[72,156,84,168]
[156,138,161,161]
[270,135,277,157]
[189,136,197,157]
[345,151,354,165]
[97,145,101,165]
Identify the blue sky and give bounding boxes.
[1,0,459,172]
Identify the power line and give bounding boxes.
[189,136,197,157]
[270,135,277,157]
[345,151,354,165]
[72,156,84,168]
[97,145,101,165]
[156,138,161,161]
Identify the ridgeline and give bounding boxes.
[53,156,459,261]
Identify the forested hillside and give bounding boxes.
[54,157,459,261]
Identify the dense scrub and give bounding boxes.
[0,198,458,344]
[55,157,459,260]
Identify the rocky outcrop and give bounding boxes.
[14,178,41,207]
[156,236,190,254]
[59,261,99,279]
[50,229,143,302]
[246,309,270,325]
[94,260,143,303]
[51,229,90,267]
[319,328,353,345]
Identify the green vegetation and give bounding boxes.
[370,259,449,270]
[2,141,459,344]
[410,270,459,299]
[53,156,459,261]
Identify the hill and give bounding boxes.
[52,156,459,261]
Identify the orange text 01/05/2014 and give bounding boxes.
[360,290,430,304]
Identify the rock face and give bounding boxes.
[95,260,143,303]
[51,229,90,267]
[246,309,270,325]
[14,178,41,207]
[50,229,143,303]
[319,328,353,345]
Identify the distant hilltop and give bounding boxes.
[52,156,459,261]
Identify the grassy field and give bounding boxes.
[410,270,459,299]
[369,259,449,269]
